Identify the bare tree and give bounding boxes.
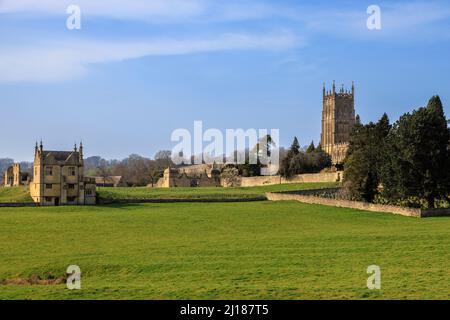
[148,165,163,188]
[96,165,111,187]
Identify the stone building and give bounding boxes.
[155,164,222,188]
[29,142,96,205]
[321,81,357,165]
[3,163,30,187]
[94,176,126,187]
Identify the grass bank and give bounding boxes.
[0,186,32,203]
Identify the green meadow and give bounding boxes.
[0,183,338,203]
[0,200,449,300]
[97,182,339,201]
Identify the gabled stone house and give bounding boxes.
[29,142,96,205]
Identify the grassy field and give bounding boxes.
[0,201,449,300]
[0,186,32,203]
[97,182,339,201]
[0,183,338,203]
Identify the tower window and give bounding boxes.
[45,184,52,189]
[69,167,76,176]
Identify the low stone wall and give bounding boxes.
[421,208,450,217]
[239,176,279,187]
[0,202,37,208]
[282,187,342,196]
[266,189,450,218]
[98,197,266,204]
[240,172,342,187]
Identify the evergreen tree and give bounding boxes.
[306,141,315,153]
[289,137,300,156]
[381,96,450,207]
[316,143,323,151]
[279,137,300,177]
[280,137,331,178]
[343,113,391,202]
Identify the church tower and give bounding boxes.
[320,81,356,165]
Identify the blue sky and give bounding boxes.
[1,0,450,161]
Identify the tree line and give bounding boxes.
[343,96,450,208]
[278,138,332,178]
[86,150,173,187]
[89,136,277,187]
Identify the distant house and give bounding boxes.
[95,176,125,187]
[29,142,97,206]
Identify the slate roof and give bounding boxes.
[41,151,81,165]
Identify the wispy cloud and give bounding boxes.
[0,31,302,83]
[381,2,450,32]
[0,0,285,24]
[2,0,449,34]
[287,1,450,40]
[0,0,206,20]
[1,0,449,84]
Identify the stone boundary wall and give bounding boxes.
[0,202,37,208]
[421,208,450,217]
[97,197,267,205]
[0,202,99,208]
[240,172,341,187]
[0,197,267,207]
[266,189,450,218]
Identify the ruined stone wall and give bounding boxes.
[155,170,221,188]
[155,171,341,188]
[3,167,14,187]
